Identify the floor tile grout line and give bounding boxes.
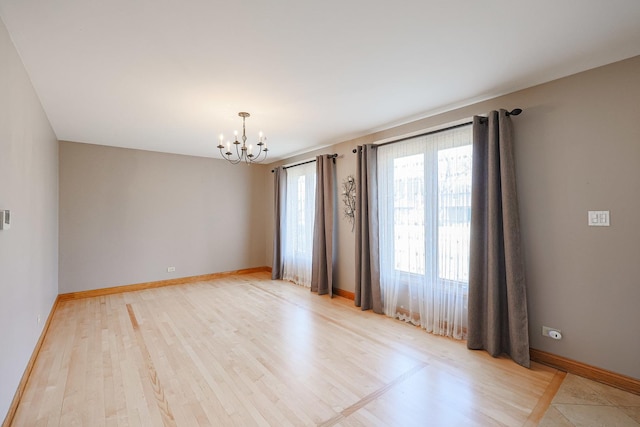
[550,403,640,426]
[538,373,640,426]
[549,404,576,426]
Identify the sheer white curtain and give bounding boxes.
[378,125,472,339]
[283,162,316,287]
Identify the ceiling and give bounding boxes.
[1,1,639,163]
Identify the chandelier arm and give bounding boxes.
[248,144,262,162]
[235,141,244,161]
[248,147,267,163]
[218,146,228,161]
[222,147,243,164]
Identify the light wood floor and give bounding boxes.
[12,273,561,426]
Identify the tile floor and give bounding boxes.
[539,374,640,426]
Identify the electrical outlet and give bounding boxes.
[167,266,176,272]
[542,326,562,340]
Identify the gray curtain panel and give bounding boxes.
[271,166,287,280]
[311,155,336,295]
[467,110,530,368]
[355,145,383,313]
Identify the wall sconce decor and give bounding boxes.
[342,175,356,232]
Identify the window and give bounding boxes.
[282,162,316,287]
[378,124,472,339]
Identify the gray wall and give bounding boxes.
[59,142,268,293]
[267,55,640,380]
[0,17,59,422]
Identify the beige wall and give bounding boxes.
[266,55,640,380]
[59,142,268,293]
[0,17,59,422]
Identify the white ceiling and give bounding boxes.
[1,1,639,162]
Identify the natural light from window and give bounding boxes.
[389,136,472,285]
[283,163,316,287]
[393,153,425,274]
[437,144,472,284]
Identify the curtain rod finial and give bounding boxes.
[507,108,522,116]
[352,148,357,153]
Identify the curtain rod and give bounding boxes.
[271,153,338,173]
[351,108,522,153]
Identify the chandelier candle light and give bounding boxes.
[217,112,268,164]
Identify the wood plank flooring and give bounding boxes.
[11,273,560,426]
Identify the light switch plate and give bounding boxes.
[0,210,9,230]
[588,210,610,226]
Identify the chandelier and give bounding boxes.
[217,112,268,164]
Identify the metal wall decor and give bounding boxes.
[341,175,356,231]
